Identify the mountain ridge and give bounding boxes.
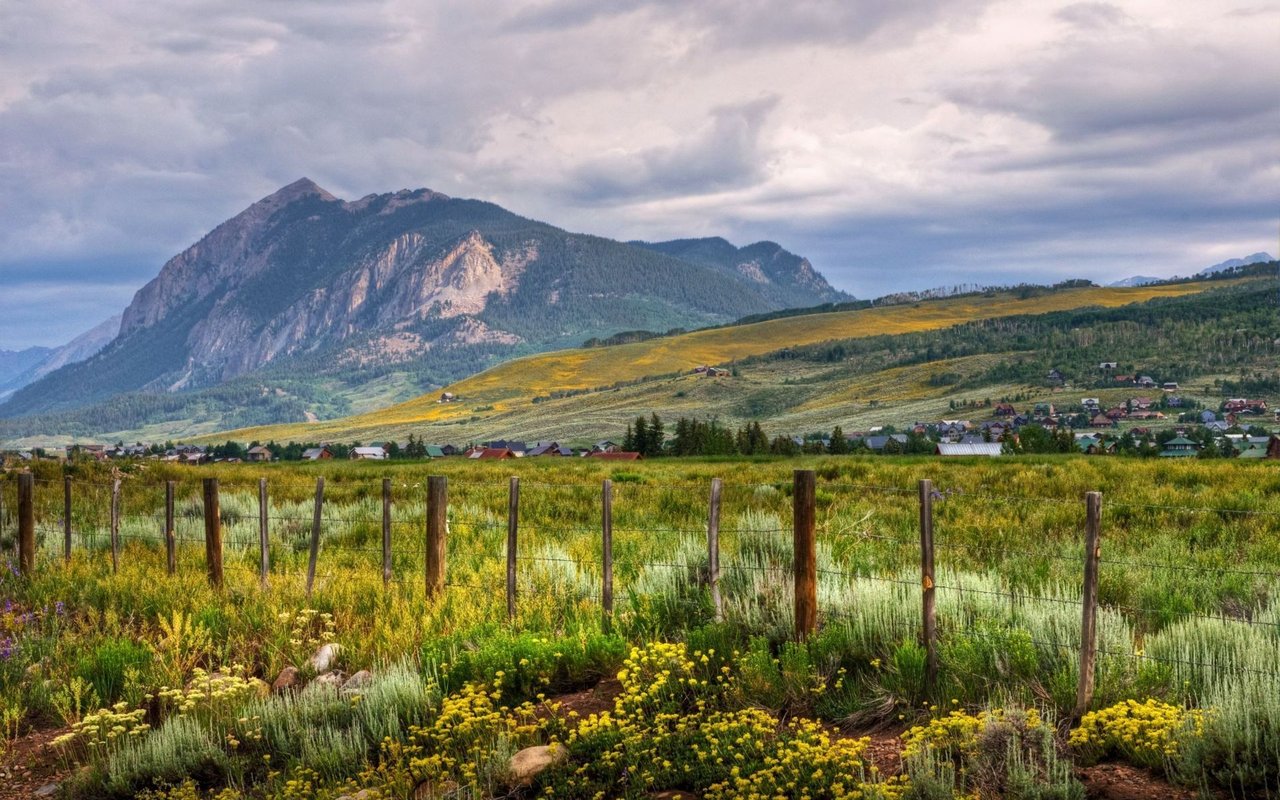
[0,179,845,428]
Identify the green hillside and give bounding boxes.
[201,273,1271,445]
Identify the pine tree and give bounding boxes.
[829,426,848,454]
[648,413,664,456]
[633,416,649,454]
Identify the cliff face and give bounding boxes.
[2,179,846,419]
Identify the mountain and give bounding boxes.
[1197,252,1273,276]
[0,315,120,401]
[0,347,53,399]
[632,237,846,309]
[1108,275,1164,288]
[0,179,845,431]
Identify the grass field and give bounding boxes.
[2,455,1279,798]
[212,281,1232,445]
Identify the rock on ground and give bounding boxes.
[272,666,300,693]
[508,744,567,786]
[310,642,342,672]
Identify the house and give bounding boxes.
[424,445,446,459]
[1033,403,1055,418]
[1076,435,1101,454]
[1105,407,1127,420]
[1159,436,1200,458]
[958,433,988,445]
[983,422,1009,440]
[246,445,273,463]
[1081,398,1100,411]
[350,446,387,460]
[1045,369,1065,385]
[587,451,642,460]
[864,434,909,452]
[1167,396,1184,408]
[935,442,1003,457]
[705,367,729,377]
[183,451,208,465]
[1136,376,1157,388]
[469,447,515,460]
[1161,382,1179,392]
[1237,442,1269,459]
[527,441,573,457]
[438,392,457,403]
[1200,410,1217,424]
[592,441,621,454]
[1131,397,1153,410]
[1090,414,1114,428]
[1205,421,1231,433]
[301,447,333,461]
[1128,410,1165,421]
[1098,362,1118,370]
[485,440,528,456]
[994,403,1017,417]
[1114,375,1133,383]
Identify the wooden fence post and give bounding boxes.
[203,478,222,587]
[793,470,817,640]
[1075,491,1103,719]
[258,478,269,589]
[382,478,392,587]
[708,477,723,622]
[306,477,324,599]
[63,476,72,564]
[426,476,447,597]
[602,478,614,633]
[164,481,176,576]
[919,479,938,693]
[17,473,34,575]
[110,478,121,574]
[507,476,519,622]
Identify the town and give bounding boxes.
[8,387,1278,464]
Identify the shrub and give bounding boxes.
[904,705,1083,799]
[1070,698,1208,773]
[76,638,152,705]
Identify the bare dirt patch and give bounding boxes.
[0,726,72,800]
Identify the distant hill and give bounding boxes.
[1108,275,1164,288]
[0,179,844,434]
[1197,252,1273,277]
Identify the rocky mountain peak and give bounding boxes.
[267,177,337,205]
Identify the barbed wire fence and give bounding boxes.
[4,468,1280,716]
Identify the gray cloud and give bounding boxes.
[564,96,780,203]
[0,0,1277,349]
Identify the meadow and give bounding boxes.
[2,455,1279,798]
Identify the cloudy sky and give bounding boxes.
[2,0,1278,349]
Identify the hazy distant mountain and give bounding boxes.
[1108,275,1164,287]
[0,347,53,400]
[0,315,119,401]
[1197,252,1273,277]
[1108,252,1274,287]
[0,179,844,425]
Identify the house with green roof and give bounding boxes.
[1159,436,1199,458]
